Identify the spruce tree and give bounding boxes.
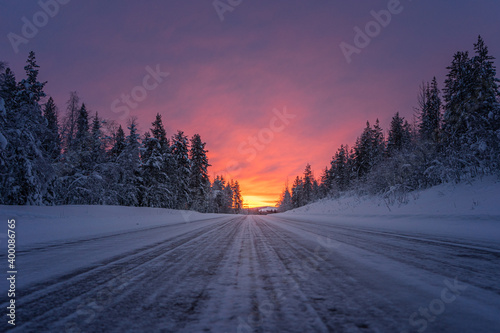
[43,97,61,161]
[141,114,173,208]
[61,91,80,152]
[0,68,18,110]
[189,133,210,211]
[18,51,46,106]
[419,78,441,143]
[0,54,53,205]
[302,164,313,204]
[443,51,472,148]
[278,183,293,211]
[171,130,191,209]
[468,36,500,159]
[387,112,411,155]
[110,125,126,161]
[291,176,303,208]
[231,180,243,213]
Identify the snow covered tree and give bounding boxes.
[73,103,92,170]
[330,144,352,191]
[141,114,174,208]
[171,130,191,209]
[0,68,18,110]
[387,112,411,156]
[17,51,46,106]
[222,180,234,213]
[418,78,441,143]
[42,97,61,161]
[109,125,126,162]
[443,51,472,149]
[353,121,383,178]
[442,36,500,173]
[467,36,500,162]
[60,91,80,152]
[210,175,226,213]
[110,118,142,206]
[277,183,293,212]
[291,176,304,208]
[231,180,243,213]
[189,133,210,211]
[0,56,54,205]
[302,163,313,204]
[91,112,104,160]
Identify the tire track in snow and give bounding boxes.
[268,216,500,295]
[5,216,242,332]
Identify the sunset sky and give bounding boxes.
[1,1,500,207]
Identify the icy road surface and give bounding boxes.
[2,214,500,332]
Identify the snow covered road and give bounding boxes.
[1,212,500,332]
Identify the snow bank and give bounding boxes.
[0,205,226,246]
[284,177,500,217]
[280,177,500,244]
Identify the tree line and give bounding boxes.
[278,36,500,211]
[0,52,244,213]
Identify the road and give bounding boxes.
[2,214,500,332]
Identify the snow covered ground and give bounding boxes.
[0,178,499,332]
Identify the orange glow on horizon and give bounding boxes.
[243,195,277,209]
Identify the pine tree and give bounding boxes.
[354,121,381,177]
[110,125,126,161]
[372,119,385,164]
[419,78,441,143]
[467,36,500,159]
[210,175,226,213]
[277,183,293,212]
[141,114,173,208]
[231,180,243,213]
[387,112,411,155]
[443,51,472,148]
[0,68,18,110]
[0,56,53,205]
[302,163,313,204]
[18,51,46,106]
[74,103,91,170]
[113,118,142,206]
[189,133,210,211]
[90,112,105,165]
[61,91,80,152]
[42,97,61,161]
[319,167,333,197]
[222,179,234,213]
[291,176,303,208]
[330,144,351,191]
[171,130,191,209]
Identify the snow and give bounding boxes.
[0,180,499,331]
[282,177,500,242]
[0,205,225,247]
[286,176,500,217]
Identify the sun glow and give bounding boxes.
[244,196,277,209]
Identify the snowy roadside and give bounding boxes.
[0,205,227,247]
[280,177,500,244]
